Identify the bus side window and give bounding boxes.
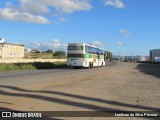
[88,46,91,53]
[99,50,101,55]
[85,45,89,53]
[94,48,97,54]
[100,50,102,55]
[91,47,94,54]
[96,48,98,54]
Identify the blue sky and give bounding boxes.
[0,0,160,56]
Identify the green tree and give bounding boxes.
[53,50,66,59]
[105,51,112,61]
[46,49,53,54]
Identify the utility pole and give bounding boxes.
[116,41,124,61]
[131,52,134,62]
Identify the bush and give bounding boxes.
[53,50,66,59]
[0,62,67,72]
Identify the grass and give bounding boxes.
[0,62,67,72]
[25,53,53,59]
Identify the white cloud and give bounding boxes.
[91,41,102,47]
[19,0,92,14]
[116,41,124,46]
[120,29,130,37]
[20,0,50,15]
[26,39,67,50]
[0,0,92,24]
[0,38,5,43]
[105,0,124,9]
[120,29,127,33]
[58,17,67,22]
[50,0,92,13]
[0,8,50,24]
[52,39,59,43]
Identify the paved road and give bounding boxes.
[0,62,115,87]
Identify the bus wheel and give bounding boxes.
[100,62,103,67]
[88,62,92,69]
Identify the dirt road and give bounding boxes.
[0,62,160,120]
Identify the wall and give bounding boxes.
[0,59,67,63]
[1,43,24,59]
[0,49,2,58]
[0,44,2,58]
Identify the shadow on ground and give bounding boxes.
[14,62,68,69]
[0,85,160,119]
[137,63,160,78]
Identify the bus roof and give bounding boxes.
[68,43,104,50]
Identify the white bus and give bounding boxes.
[67,43,106,68]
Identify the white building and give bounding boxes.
[0,43,25,59]
[150,49,160,62]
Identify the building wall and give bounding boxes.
[0,44,2,58]
[0,59,67,63]
[0,49,2,58]
[1,43,24,59]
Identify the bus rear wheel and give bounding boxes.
[100,62,103,67]
[91,62,93,68]
[88,62,92,69]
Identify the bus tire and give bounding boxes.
[91,62,93,68]
[88,62,92,69]
[100,62,103,67]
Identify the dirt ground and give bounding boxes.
[0,62,160,120]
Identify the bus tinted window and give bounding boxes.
[100,50,104,55]
[85,45,91,53]
[85,45,104,54]
[85,45,99,54]
[85,46,88,53]
[68,46,83,50]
